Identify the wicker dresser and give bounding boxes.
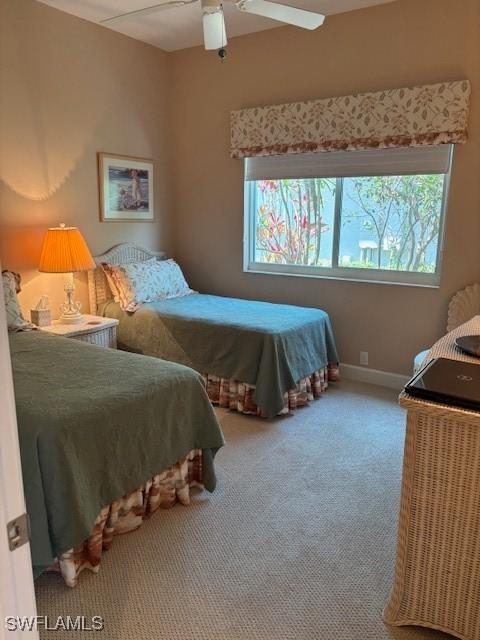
[38,314,119,348]
[384,316,480,640]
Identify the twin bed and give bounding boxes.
[7,245,339,587]
[11,330,224,587]
[91,243,339,419]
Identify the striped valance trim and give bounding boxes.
[231,80,471,159]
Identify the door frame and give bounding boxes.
[0,272,38,640]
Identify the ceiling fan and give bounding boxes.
[100,0,325,53]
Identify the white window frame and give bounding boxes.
[243,148,453,288]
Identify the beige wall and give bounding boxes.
[0,0,171,316]
[1,0,479,374]
[168,0,480,375]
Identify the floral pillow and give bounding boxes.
[101,258,195,312]
[102,257,156,306]
[2,271,35,332]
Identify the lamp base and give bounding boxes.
[59,309,84,324]
[59,276,84,324]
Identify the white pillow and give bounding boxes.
[2,271,36,332]
[101,258,194,312]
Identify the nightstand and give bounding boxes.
[39,314,119,348]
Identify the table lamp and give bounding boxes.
[38,224,95,324]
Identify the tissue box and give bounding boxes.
[31,308,51,327]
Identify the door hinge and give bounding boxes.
[7,513,30,551]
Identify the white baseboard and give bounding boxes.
[340,363,410,391]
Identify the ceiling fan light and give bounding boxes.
[202,10,227,50]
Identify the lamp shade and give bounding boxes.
[39,225,95,273]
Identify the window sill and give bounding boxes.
[244,264,440,288]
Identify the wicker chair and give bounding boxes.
[413,283,480,373]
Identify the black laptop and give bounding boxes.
[405,357,480,412]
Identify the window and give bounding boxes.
[244,146,452,286]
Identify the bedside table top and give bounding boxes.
[39,314,119,338]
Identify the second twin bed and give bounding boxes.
[91,243,340,419]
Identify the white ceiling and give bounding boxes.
[36,0,397,52]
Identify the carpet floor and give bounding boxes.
[35,380,450,639]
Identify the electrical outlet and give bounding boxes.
[360,351,369,366]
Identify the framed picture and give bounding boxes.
[98,153,154,222]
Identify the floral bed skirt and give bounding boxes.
[48,449,203,587]
[202,364,340,417]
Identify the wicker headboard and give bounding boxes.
[88,242,166,313]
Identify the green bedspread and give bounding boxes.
[100,294,339,419]
[9,331,224,575]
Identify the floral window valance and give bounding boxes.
[230,80,471,159]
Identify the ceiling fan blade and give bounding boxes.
[202,10,228,50]
[236,0,324,30]
[100,0,197,26]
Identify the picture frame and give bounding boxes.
[98,152,154,222]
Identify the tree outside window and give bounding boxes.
[251,174,445,275]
